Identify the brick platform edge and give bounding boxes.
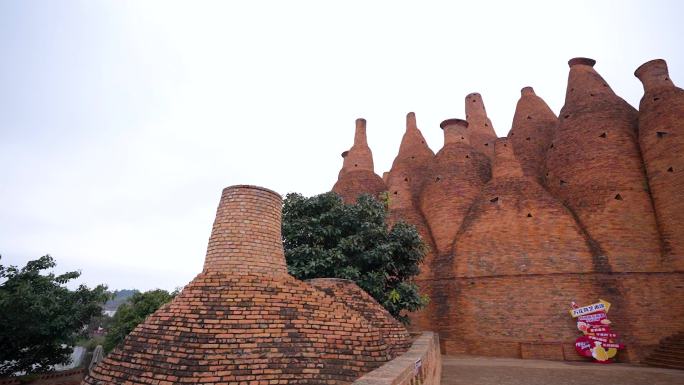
[353,332,442,385]
[0,368,85,385]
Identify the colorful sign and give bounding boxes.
[570,300,623,363]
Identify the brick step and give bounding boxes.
[642,357,684,370]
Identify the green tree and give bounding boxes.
[103,289,176,352]
[282,192,428,324]
[0,255,108,376]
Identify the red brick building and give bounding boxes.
[331,58,684,362]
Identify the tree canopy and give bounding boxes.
[282,192,428,324]
[0,255,108,376]
[103,289,176,352]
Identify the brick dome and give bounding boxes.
[308,278,411,356]
[83,185,401,385]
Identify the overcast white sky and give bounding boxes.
[1,1,682,291]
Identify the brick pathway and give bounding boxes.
[441,355,684,385]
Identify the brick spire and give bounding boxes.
[465,92,497,158]
[635,59,675,92]
[341,118,375,172]
[203,185,287,276]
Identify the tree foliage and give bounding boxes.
[282,192,428,324]
[0,255,108,376]
[103,289,176,352]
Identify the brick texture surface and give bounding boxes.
[333,119,387,204]
[508,87,557,182]
[635,59,684,270]
[331,57,684,364]
[83,185,408,385]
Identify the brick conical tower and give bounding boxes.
[84,185,405,385]
[384,113,437,331]
[466,92,498,159]
[332,118,387,203]
[508,87,558,182]
[420,119,491,257]
[635,59,684,269]
[440,138,595,353]
[545,57,662,272]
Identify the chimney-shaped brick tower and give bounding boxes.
[420,119,491,258]
[508,87,558,182]
[204,185,287,276]
[466,93,498,159]
[635,59,684,269]
[84,185,407,385]
[333,118,386,203]
[545,58,662,272]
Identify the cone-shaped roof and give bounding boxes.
[84,185,403,385]
[341,118,375,173]
[387,112,435,201]
[492,138,524,179]
[508,87,557,181]
[563,57,619,107]
[333,118,386,203]
[465,93,497,158]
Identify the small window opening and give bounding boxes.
[465,155,470,159]
[490,197,499,203]
[599,132,607,138]
[484,143,489,146]
[435,176,441,182]
[393,191,398,195]
[527,115,532,120]
[667,167,674,172]
[354,164,358,167]
[590,93,595,97]
[653,97,660,101]
[527,213,532,218]
[560,180,567,186]
[404,177,409,182]
[657,131,668,138]
[550,144,554,149]
[526,137,531,141]
[614,193,623,200]
[564,114,570,119]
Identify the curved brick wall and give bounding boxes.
[333,118,387,203]
[84,185,401,385]
[420,119,491,256]
[508,87,557,182]
[308,278,411,356]
[635,59,684,269]
[545,58,662,272]
[465,93,498,159]
[453,138,594,278]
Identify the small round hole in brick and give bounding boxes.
[485,123,489,127]
[421,141,425,144]
[590,93,595,97]
[404,177,409,182]
[667,167,674,173]
[564,114,571,119]
[654,97,660,101]
[527,116,532,120]
[614,193,623,201]
[484,143,489,146]
[550,144,554,149]
[354,164,358,167]
[393,191,398,195]
[526,137,531,141]
[461,136,465,140]
[465,155,470,159]
[411,156,415,159]
[527,213,532,218]
[490,197,499,203]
